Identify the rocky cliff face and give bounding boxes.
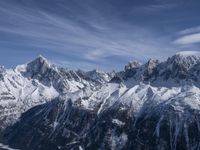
[1,52,200,150]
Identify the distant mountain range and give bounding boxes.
[1,51,200,150]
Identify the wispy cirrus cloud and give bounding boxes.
[178,26,200,35]
[0,0,199,70]
[174,26,200,45]
[174,33,200,45]
[131,3,176,15]
[0,0,178,70]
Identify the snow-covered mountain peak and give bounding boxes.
[125,60,141,70]
[87,69,105,75]
[114,51,200,84]
[14,55,52,77]
[21,55,55,82]
[79,69,114,83]
[170,51,200,61]
[144,59,159,71]
[37,54,48,61]
[3,53,200,149]
[171,51,200,65]
[175,50,200,57]
[166,51,200,73]
[27,55,50,71]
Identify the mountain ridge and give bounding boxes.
[1,51,200,150]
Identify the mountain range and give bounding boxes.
[1,51,200,150]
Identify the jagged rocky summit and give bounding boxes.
[1,51,200,150]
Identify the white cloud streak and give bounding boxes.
[175,33,200,45]
[0,0,179,70]
[178,26,200,35]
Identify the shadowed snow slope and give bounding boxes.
[1,52,200,150]
[0,56,111,130]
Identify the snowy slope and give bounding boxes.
[0,56,111,130]
[0,143,19,150]
[0,67,59,129]
[4,81,200,150]
[2,51,200,149]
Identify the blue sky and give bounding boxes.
[0,0,200,70]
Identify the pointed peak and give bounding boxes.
[28,55,49,67]
[38,54,47,59]
[169,51,200,62]
[165,51,200,72]
[34,55,48,63]
[125,60,141,70]
[15,55,50,74]
[86,69,106,75]
[25,55,51,75]
[146,59,159,64]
